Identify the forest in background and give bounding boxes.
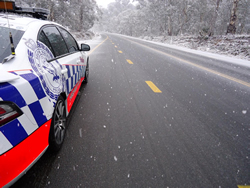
[16,0,101,32]
[14,0,250,59]
[15,0,250,37]
[95,0,250,37]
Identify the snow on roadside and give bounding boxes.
[109,32,250,67]
[72,31,96,41]
[76,31,250,67]
[140,35,250,61]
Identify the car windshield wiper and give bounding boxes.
[1,54,15,64]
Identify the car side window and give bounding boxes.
[58,27,79,53]
[41,26,69,57]
[38,30,55,55]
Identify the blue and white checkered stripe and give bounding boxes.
[64,65,85,95]
[0,70,53,155]
[0,65,85,155]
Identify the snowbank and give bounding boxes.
[140,35,250,61]
[72,31,96,41]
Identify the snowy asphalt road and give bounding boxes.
[12,34,250,188]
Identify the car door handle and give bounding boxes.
[61,69,68,74]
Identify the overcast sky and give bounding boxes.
[95,0,115,8]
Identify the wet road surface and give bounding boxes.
[12,34,250,188]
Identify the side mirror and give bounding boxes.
[81,44,90,51]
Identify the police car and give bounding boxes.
[0,1,90,187]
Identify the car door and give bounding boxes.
[36,26,66,106]
[38,25,86,113]
[56,26,86,90]
[56,26,87,112]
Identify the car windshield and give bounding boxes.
[0,26,24,63]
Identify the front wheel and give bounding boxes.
[49,95,67,151]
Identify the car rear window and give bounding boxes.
[0,26,24,63]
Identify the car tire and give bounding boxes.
[49,95,67,152]
[83,61,89,84]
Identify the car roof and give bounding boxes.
[0,13,55,31]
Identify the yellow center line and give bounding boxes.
[238,186,250,188]
[127,59,133,64]
[146,81,162,93]
[118,51,123,53]
[123,37,250,88]
[88,36,109,55]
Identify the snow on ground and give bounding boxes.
[140,35,250,61]
[109,32,250,67]
[72,31,95,41]
[76,31,250,67]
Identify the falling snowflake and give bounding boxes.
[242,110,247,114]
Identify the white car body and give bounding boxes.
[0,13,90,187]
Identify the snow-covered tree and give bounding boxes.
[16,0,100,32]
[226,0,240,34]
[94,0,250,36]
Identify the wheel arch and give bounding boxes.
[60,92,69,116]
[60,92,67,101]
[48,94,67,152]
